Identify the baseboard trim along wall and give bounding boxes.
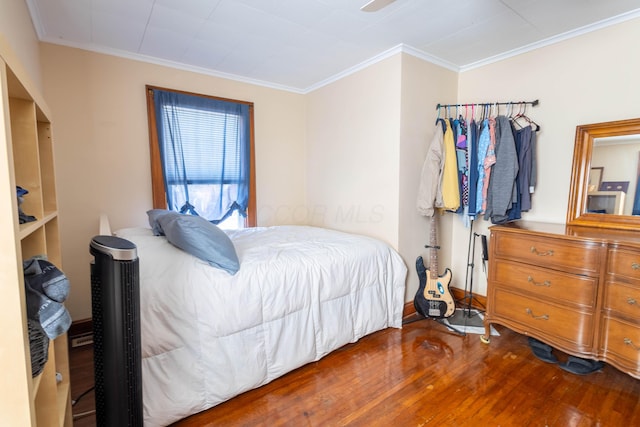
[402,287,487,320]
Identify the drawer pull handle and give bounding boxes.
[624,338,640,351]
[530,247,554,257]
[525,308,549,320]
[632,263,640,270]
[527,276,551,287]
[627,298,638,306]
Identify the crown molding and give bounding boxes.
[25,0,45,39]
[399,45,460,72]
[39,36,308,94]
[460,8,640,72]
[27,1,640,94]
[303,44,404,93]
[303,44,458,93]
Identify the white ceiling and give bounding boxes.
[26,0,640,93]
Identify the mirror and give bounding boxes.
[567,118,640,230]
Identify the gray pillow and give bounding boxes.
[147,209,176,236]
[155,212,240,275]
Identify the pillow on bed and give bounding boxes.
[154,211,240,275]
[147,209,174,236]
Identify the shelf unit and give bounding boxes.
[0,53,72,425]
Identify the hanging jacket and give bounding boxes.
[467,119,479,218]
[516,125,534,211]
[482,118,497,213]
[454,117,468,215]
[417,119,446,217]
[442,119,460,211]
[507,123,524,221]
[475,119,492,214]
[485,116,519,223]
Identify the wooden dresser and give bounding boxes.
[484,221,640,379]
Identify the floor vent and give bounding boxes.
[70,333,94,348]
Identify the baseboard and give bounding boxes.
[402,287,487,320]
[451,287,487,311]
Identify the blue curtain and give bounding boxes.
[153,89,250,223]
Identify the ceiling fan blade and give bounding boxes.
[360,0,397,12]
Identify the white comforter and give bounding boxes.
[116,225,407,426]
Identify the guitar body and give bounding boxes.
[413,215,456,319]
[414,256,455,318]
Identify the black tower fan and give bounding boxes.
[90,235,143,426]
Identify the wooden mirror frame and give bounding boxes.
[567,117,640,230]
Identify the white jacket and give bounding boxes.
[416,121,445,217]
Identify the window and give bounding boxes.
[146,86,256,228]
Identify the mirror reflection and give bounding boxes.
[567,118,640,230]
[588,134,640,215]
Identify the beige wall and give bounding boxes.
[40,44,307,320]
[305,55,402,246]
[304,53,459,303]
[452,17,640,296]
[398,54,458,303]
[0,0,42,91]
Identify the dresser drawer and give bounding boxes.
[491,288,593,347]
[601,316,640,367]
[492,260,597,308]
[608,248,640,282]
[604,281,640,319]
[493,232,601,274]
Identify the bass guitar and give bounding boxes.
[413,214,456,319]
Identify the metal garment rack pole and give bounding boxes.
[435,99,539,110]
[461,220,480,317]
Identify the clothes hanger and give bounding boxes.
[513,103,541,132]
[508,102,517,119]
[510,102,524,129]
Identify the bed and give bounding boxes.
[113,214,407,426]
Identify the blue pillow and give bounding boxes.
[147,209,175,236]
[156,212,240,275]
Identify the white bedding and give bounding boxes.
[115,225,407,426]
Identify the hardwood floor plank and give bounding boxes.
[70,319,640,426]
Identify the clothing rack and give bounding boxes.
[436,98,540,130]
[433,97,540,310]
[435,99,539,110]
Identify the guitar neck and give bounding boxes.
[429,216,438,280]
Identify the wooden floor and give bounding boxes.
[70,318,640,426]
